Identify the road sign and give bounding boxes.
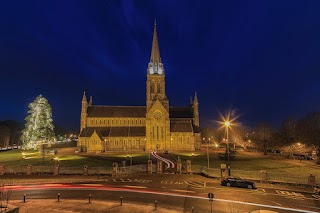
[208,192,214,199]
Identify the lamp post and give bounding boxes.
[224,121,230,174]
[207,138,210,169]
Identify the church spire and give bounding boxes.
[194,92,198,104]
[193,92,199,127]
[150,19,161,64]
[82,91,87,102]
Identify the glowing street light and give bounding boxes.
[224,120,231,172]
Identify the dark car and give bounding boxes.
[221,177,256,189]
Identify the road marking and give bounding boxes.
[106,178,152,183]
[275,190,306,200]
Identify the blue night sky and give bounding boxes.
[1,0,320,131]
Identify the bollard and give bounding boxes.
[88,195,91,203]
[154,200,157,210]
[191,206,194,213]
[23,194,26,203]
[57,193,60,202]
[120,197,123,205]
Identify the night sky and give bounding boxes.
[1,0,320,131]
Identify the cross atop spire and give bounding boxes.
[150,20,161,64]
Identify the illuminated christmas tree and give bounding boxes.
[21,95,55,149]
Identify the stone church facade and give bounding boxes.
[78,23,201,153]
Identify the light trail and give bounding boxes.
[151,151,175,168]
[6,184,319,213]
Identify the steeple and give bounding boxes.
[194,92,198,104]
[146,21,168,111]
[150,19,161,64]
[148,20,164,75]
[80,91,88,132]
[82,91,87,102]
[193,92,199,127]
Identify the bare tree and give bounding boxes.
[252,123,273,155]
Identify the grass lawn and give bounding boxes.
[0,149,150,168]
[172,151,320,177]
[1,148,319,178]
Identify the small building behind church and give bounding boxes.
[78,22,201,153]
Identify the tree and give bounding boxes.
[296,112,320,163]
[20,95,55,149]
[0,120,22,147]
[296,112,320,147]
[0,126,10,148]
[279,118,297,146]
[252,123,273,155]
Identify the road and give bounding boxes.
[7,174,320,213]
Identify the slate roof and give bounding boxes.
[169,107,194,118]
[87,106,146,118]
[170,121,193,132]
[80,127,146,138]
[87,106,194,119]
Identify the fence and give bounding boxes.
[191,165,313,185]
[0,164,315,185]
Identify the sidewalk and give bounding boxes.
[10,199,183,213]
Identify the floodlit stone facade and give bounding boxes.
[78,23,201,153]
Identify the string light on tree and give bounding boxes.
[20,95,55,149]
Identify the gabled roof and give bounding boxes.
[169,107,194,118]
[87,106,146,118]
[80,127,146,138]
[170,121,193,132]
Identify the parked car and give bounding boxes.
[221,177,256,189]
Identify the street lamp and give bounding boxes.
[224,121,231,175]
[207,138,210,169]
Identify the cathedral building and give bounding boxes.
[78,22,201,153]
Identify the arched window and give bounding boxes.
[152,125,155,139]
[161,127,164,139]
[156,126,159,140]
[150,81,154,93]
[157,81,160,93]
